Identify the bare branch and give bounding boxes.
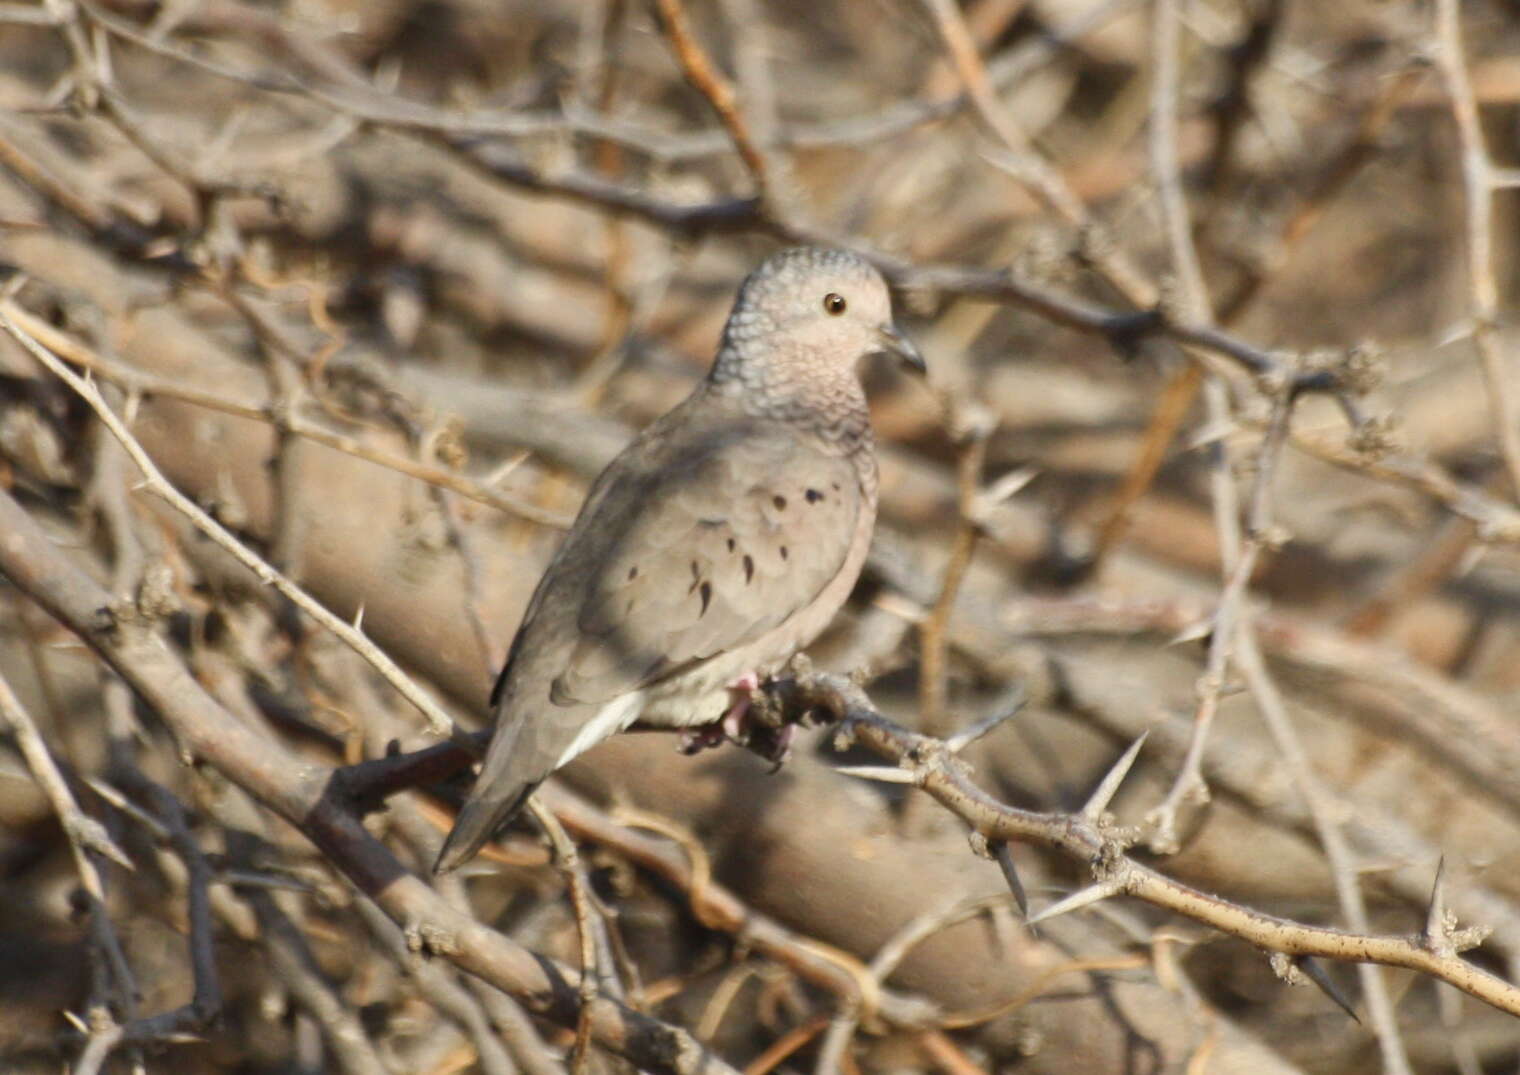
[0,307,463,740]
[0,483,740,1075]
[1434,0,1520,503]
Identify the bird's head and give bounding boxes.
[713,247,926,388]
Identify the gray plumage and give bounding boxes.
[435,247,923,873]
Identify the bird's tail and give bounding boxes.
[433,780,537,874]
[434,695,618,873]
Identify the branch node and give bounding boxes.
[133,561,180,622]
[90,604,121,637]
[830,722,858,752]
[1253,364,1293,398]
[965,830,992,860]
[1100,308,1163,358]
[1335,341,1386,396]
[1249,523,1293,552]
[404,919,459,957]
[1422,857,1492,956]
[1075,219,1120,272]
[1344,412,1400,460]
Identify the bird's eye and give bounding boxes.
[823,293,847,316]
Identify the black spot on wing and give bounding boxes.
[743,554,754,584]
[806,488,824,503]
[699,581,713,615]
[772,494,787,510]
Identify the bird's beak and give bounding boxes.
[876,323,927,374]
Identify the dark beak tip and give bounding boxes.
[881,324,927,375]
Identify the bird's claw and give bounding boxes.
[678,724,726,755]
[679,672,792,762]
[751,722,796,771]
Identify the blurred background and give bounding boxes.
[2,0,1520,1071]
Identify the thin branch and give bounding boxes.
[0,666,139,1072]
[1145,3,1406,1062]
[540,785,935,1028]
[1145,387,1291,852]
[80,0,1138,165]
[528,798,607,1075]
[812,893,1009,1075]
[352,898,518,1075]
[1143,0,1228,854]
[924,0,1155,304]
[0,669,132,878]
[1088,363,1204,575]
[107,783,225,1045]
[244,884,389,1075]
[59,0,1363,405]
[0,307,463,740]
[650,0,771,199]
[1435,0,1520,504]
[1289,424,1520,543]
[917,405,993,741]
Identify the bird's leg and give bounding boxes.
[678,673,761,755]
[722,671,759,740]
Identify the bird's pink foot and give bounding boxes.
[729,671,761,694]
[722,672,759,738]
[678,672,762,754]
[680,673,795,768]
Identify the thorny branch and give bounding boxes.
[751,671,1517,1018]
[0,308,464,741]
[0,482,739,1075]
[3,0,1520,1070]
[1145,3,1408,1064]
[1434,0,1520,505]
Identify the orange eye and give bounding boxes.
[823,293,847,315]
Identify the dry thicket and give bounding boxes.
[4,0,1520,1072]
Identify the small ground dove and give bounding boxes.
[435,247,924,873]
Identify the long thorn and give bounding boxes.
[833,764,919,785]
[945,687,1026,754]
[1026,881,1121,926]
[1425,855,1450,953]
[1081,732,1149,820]
[992,841,1029,919]
[70,816,135,871]
[1297,955,1362,1024]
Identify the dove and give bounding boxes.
[435,246,924,873]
